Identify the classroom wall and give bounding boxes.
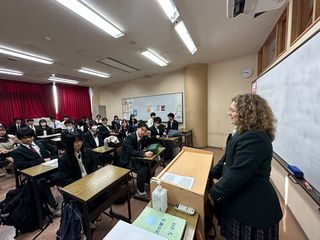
[96,70,185,123]
[207,54,257,148]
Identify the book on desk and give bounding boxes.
[133,207,186,240]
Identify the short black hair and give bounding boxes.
[39,119,47,124]
[62,115,69,118]
[26,119,34,122]
[102,117,108,121]
[114,115,118,119]
[137,121,148,129]
[64,119,75,125]
[16,127,35,140]
[89,120,97,128]
[167,113,175,118]
[96,114,101,118]
[49,116,55,120]
[150,112,156,117]
[153,117,162,124]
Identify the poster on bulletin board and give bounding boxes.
[122,93,183,122]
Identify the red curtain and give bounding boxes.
[56,84,91,121]
[0,79,55,127]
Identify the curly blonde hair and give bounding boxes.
[232,94,276,141]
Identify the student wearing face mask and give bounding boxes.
[83,121,104,149]
[149,117,166,142]
[36,119,58,158]
[61,119,82,149]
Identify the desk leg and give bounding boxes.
[29,177,44,229]
[190,131,193,147]
[82,203,92,240]
[126,176,132,222]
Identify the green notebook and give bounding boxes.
[133,207,186,240]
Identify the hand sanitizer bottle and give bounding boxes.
[104,138,109,150]
[152,180,167,212]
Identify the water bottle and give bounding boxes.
[104,138,109,150]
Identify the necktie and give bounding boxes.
[17,124,20,130]
[53,122,56,128]
[29,144,37,154]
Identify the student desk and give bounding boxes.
[62,165,131,240]
[146,202,199,240]
[160,136,181,159]
[20,162,58,229]
[180,129,193,147]
[92,146,115,166]
[37,133,61,139]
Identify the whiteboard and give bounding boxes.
[122,93,183,122]
[256,30,320,192]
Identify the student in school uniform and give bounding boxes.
[48,116,62,130]
[25,119,38,137]
[118,122,153,197]
[99,117,112,139]
[61,119,82,148]
[83,121,104,149]
[36,119,58,158]
[208,94,282,240]
[76,117,89,133]
[147,112,156,128]
[167,113,179,130]
[60,115,70,129]
[8,117,25,135]
[118,119,133,141]
[11,128,60,214]
[149,117,166,142]
[95,114,102,125]
[111,115,120,132]
[128,114,138,127]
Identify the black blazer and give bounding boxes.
[8,123,26,135]
[36,126,54,136]
[167,120,178,130]
[118,126,134,141]
[128,119,137,126]
[98,124,111,139]
[118,132,149,167]
[149,124,166,143]
[111,120,120,132]
[58,148,97,187]
[209,130,282,228]
[83,131,104,149]
[12,143,49,170]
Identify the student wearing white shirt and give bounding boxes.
[49,116,62,130]
[147,112,156,128]
[83,121,104,149]
[25,119,38,137]
[95,114,102,125]
[99,117,112,139]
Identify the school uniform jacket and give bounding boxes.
[98,124,111,139]
[149,124,166,143]
[8,123,26,135]
[60,128,82,148]
[209,130,283,228]
[118,126,134,141]
[11,143,49,170]
[83,131,104,149]
[36,127,54,137]
[58,149,97,187]
[167,120,178,130]
[118,132,149,167]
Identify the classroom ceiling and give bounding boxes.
[0,0,284,87]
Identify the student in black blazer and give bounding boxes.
[128,114,138,127]
[36,119,54,136]
[8,117,25,135]
[167,113,178,130]
[118,122,153,197]
[58,131,97,188]
[118,119,133,141]
[61,119,82,148]
[111,115,121,132]
[149,117,166,142]
[11,128,59,210]
[208,94,282,240]
[83,121,104,149]
[99,117,112,139]
[36,119,58,158]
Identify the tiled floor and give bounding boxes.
[0,148,307,240]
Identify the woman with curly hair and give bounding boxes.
[208,94,282,240]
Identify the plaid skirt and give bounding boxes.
[221,215,279,240]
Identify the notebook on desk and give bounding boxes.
[133,207,186,240]
[103,220,167,240]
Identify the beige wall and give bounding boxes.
[207,54,257,147]
[96,70,185,123]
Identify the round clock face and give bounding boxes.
[241,67,254,78]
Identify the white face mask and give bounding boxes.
[155,123,160,127]
[91,126,98,131]
[66,126,73,131]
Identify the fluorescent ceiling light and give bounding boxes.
[140,49,168,67]
[0,45,54,64]
[0,67,24,76]
[78,67,110,78]
[48,75,79,85]
[55,0,124,38]
[174,21,197,54]
[156,0,180,23]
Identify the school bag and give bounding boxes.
[56,201,86,240]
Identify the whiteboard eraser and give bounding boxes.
[288,164,304,179]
